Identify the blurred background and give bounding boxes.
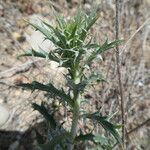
[0,0,150,149]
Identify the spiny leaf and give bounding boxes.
[86,7,100,30]
[86,14,99,31]
[78,28,88,44]
[32,102,57,129]
[85,113,122,144]
[41,132,71,150]
[18,49,48,59]
[84,43,100,49]
[48,51,60,62]
[54,10,67,29]
[75,133,109,146]
[75,133,95,143]
[78,9,99,43]
[78,73,107,92]
[74,8,85,26]
[28,21,61,47]
[35,129,46,145]
[17,81,73,107]
[43,21,67,48]
[86,39,123,65]
[83,73,107,84]
[68,22,77,41]
[65,73,106,97]
[28,22,52,41]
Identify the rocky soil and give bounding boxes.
[0,0,150,149]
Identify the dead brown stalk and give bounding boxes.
[115,0,125,148]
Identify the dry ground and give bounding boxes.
[0,0,150,149]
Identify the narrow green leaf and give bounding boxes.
[18,49,48,58]
[69,23,77,41]
[75,133,109,146]
[35,129,46,144]
[75,133,95,142]
[41,132,71,150]
[78,9,99,43]
[78,73,107,92]
[48,51,60,62]
[54,10,67,29]
[32,102,57,129]
[78,28,88,43]
[86,14,99,31]
[85,113,122,144]
[28,21,64,48]
[84,43,100,49]
[43,21,67,48]
[17,81,73,107]
[74,8,84,26]
[86,39,123,65]
[28,22,52,41]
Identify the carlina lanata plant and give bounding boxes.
[18,8,123,150]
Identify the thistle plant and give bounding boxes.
[18,9,123,150]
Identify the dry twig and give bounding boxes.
[115,0,125,148]
[120,18,150,57]
[127,118,150,135]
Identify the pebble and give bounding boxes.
[9,141,20,150]
[0,104,10,127]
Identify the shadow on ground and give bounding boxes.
[0,121,47,150]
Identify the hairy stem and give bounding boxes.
[71,100,80,138]
[68,71,81,150]
[68,99,80,150]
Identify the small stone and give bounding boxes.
[0,5,3,10]
[0,98,3,103]
[9,141,20,150]
[12,32,26,42]
[0,104,10,127]
[138,81,144,87]
[17,19,27,28]
[84,3,91,13]
[12,32,21,40]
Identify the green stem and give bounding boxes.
[71,100,80,137]
[69,99,80,150]
[68,72,80,150]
